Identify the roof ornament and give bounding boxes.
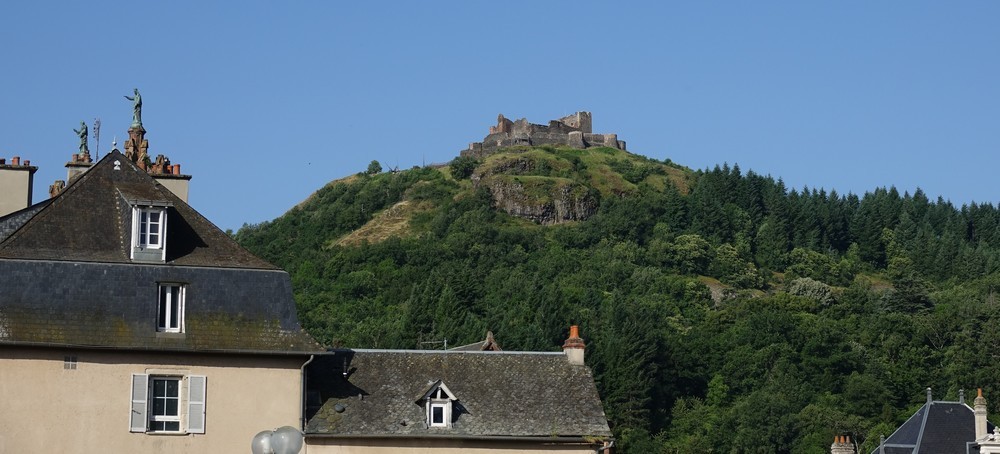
[72,121,89,156]
[124,88,142,127]
[926,387,933,404]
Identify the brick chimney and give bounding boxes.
[0,156,37,217]
[562,325,585,366]
[830,435,855,454]
[977,388,988,440]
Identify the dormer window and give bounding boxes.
[130,203,170,262]
[418,381,457,428]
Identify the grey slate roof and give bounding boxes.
[873,399,994,454]
[0,150,276,269]
[305,349,612,440]
[0,150,321,354]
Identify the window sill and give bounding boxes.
[155,332,186,339]
[145,431,188,436]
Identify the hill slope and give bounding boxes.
[236,144,1000,453]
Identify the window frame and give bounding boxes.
[149,376,182,433]
[130,205,169,262]
[156,284,185,333]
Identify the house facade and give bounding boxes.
[0,141,322,452]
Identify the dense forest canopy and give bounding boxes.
[236,146,1000,453]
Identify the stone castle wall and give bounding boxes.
[461,112,625,159]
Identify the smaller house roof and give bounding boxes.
[874,394,994,454]
[306,349,612,440]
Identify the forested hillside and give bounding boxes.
[235,145,1000,453]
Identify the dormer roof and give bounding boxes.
[416,380,457,404]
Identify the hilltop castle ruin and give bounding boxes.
[461,111,626,158]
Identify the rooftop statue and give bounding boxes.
[73,121,89,154]
[124,88,142,127]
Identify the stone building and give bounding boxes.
[461,112,626,158]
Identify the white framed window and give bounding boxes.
[430,401,448,427]
[131,206,168,262]
[157,284,185,333]
[150,377,181,432]
[130,374,206,434]
[137,208,164,249]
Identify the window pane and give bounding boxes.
[169,290,179,328]
[163,421,180,432]
[165,379,178,397]
[157,288,168,328]
[432,406,444,424]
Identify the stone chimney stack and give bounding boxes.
[562,325,585,366]
[976,388,988,440]
[65,150,94,183]
[0,156,37,217]
[831,435,856,454]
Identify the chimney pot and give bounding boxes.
[23,160,29,166]
[0,158,5,165]
[562,325,586,366]
[173,164,180,175]
[12,156,20,166]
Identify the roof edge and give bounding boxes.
[0,340,324,356]
[303,433,610,443]
[332,348,564,356]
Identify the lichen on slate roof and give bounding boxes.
[306,350,611,439]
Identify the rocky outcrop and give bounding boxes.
[472,157,597,224]
[483,178,597,224]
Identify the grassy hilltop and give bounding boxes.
[236,144,1000,453]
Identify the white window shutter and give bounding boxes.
[187,375,207,434]
[130,374,148,432]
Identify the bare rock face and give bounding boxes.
[472,157,597,224]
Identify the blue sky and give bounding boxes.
[1,2,998,232]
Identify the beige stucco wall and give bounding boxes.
[154,177,190,203]
[0,346,307,453]
[0,167,33,217]
[306,437,603,454]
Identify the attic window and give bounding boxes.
[419,382,457,428]
[130,205,169,262]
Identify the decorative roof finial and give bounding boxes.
[926,387,933,404]
[124,88,142,127]
[73,121,89,156]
